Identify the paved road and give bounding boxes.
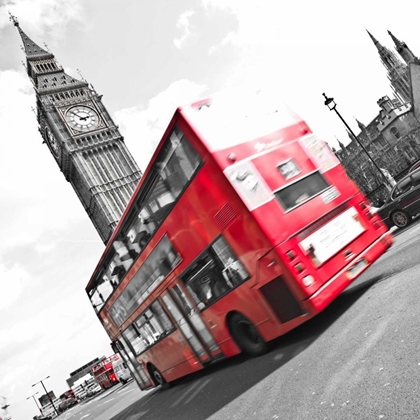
[55,381,147,420]
[65,222,420,420]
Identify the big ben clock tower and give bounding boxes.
[10,15,142,244]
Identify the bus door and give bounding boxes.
[162,284,222,364]
[114,338,153,390]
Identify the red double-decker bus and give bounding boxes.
[91,356,119,389]
[86,90,393,390]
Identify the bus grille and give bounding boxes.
[214,202,237,230]
[260,276,304,323]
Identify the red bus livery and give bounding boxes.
[86,90,393,390]
[91,356,119,389]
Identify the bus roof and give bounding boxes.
[180,89,306,153]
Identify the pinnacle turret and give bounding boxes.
[356,118,366,132]
[10,13,86,91]
[366,28,411,103]
[9,13,52,60]
[387,29,417,65]
[366,29,380,48]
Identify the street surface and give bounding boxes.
[56,381,149,420]
[61,221,420,420]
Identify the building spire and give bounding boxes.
[355,117,366,132]
[336,137,347,152]
[366,29,380,48]
[10,15,86,91]
[366,28,411,102]
[387,29,417,64]
[387,30,402,49]
[9,12,52,60]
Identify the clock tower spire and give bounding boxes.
[10,14,142,244]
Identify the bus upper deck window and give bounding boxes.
[275,171,330,212]
[278,159,301,180]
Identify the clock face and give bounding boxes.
[45,127,60,156]
[65,105,100,132]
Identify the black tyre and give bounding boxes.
[228,313,267,356]
[392,210,411,228]
[149,365,170,389]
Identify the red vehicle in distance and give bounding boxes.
[91,356,119,390]
[86,89,393,390]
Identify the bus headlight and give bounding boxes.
[302,275,315,287]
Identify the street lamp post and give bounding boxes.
[32,376,59,416]
[27,392,43,415]
[322,93,392,190]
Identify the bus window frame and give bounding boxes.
[122,298,176,357]
[274,170,331,213]
[179,235,250,311]
[87,125,203,313]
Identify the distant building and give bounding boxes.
[66,357,103,388]
[334,30,420,205]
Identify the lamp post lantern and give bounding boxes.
[26,392,43,415]
[322,93,392,190]
[32,376,58,415]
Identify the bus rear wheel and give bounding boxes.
[229,313,267,357]
[149,365,170,389]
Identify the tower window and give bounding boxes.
[390,127,401,139]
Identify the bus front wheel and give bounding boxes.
[228,313,267,357]
[149,365,170,389]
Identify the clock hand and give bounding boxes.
[79,116,89,121]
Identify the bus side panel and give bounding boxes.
[138,330,204,383]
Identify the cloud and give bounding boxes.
[0,260,29,311]
[208,30,236,54]
[115,79,208,171]
[173,9,196,49]
[0,0,85,41]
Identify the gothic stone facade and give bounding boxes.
[12,16,142,244]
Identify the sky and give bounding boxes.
[1,1,420,419]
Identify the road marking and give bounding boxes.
[118,388,134,395]
[97,397,115,406]
[183,378,212,405]
[170,381,202,407]
[169,378,213,407]
[80,415,91,419]
[124,412,149,420]
[409,226,420,234]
